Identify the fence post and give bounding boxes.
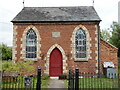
[72,71,74,90]
[36,68,41,90]
[68,70,71,90]
[75,68,79,90]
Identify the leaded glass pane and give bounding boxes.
[75,28,86,59]
[26,29,37,58]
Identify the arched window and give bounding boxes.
[26,29,37,58]
[75,28,86,59]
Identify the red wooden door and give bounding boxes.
[50,48,63,77]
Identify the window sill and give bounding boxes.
[24,58,38,61]
[74,58,88,62]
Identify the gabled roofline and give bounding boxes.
[11,6,101,23]
[100,38,118,50]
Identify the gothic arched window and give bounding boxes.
[26,29,37,58]
[75,28,86,59]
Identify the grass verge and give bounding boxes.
[65,77,119,88]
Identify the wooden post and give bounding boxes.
[36,68,41,90]
[75,68,79,90]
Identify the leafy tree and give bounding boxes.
[0,44,12,60]
[100,29,111,42]
[109,22,120,57]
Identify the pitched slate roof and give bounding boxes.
[12,6,101,23]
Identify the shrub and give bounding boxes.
[2,60,35,76]
[41,75,49,80]
[2,60,19,72]
[17,61,35,75]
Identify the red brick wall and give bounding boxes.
[13,23,104,75]
[100,39,118,72]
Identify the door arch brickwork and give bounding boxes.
[44,44,68,75]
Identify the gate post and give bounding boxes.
[75,68,79,90]
[36,68,41,90]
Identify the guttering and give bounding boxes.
[11,20,101,23]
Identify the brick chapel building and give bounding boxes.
[11,6,118,77]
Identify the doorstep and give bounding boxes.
[50,77,59,79]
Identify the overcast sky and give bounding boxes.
[0,0,120,46]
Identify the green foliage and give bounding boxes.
[100,29,111,42]
[17,61,34,75]
[118,57,120,72]
[2,60,35,75]
[0,44,12,60]
[2,60,19,72]
[109,22,120,57]
[41,75,49,80]
[0,60,1,71]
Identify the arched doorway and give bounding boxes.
[49,48,63,77]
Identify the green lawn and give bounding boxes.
[78,77,118,88]
[2,75,50,88]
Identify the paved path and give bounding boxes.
[48,79,66,89]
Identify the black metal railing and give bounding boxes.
[2,68,41,90]
[68,68,120,90]
[68,70,74,90]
